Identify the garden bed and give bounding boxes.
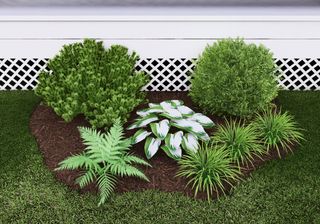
[30,91,289,200]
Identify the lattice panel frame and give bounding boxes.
[1,58,320,91]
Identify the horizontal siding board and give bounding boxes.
[0,39,320,58]
[1,20,320,39]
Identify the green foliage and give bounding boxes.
[35,39,148,128]
[55,119,150,206]
[252,109,304,158]
[128,100,214,159]
[212,120,265,167]
[2,91,320,223]
[190,38,279,117]
[177,143,241,201]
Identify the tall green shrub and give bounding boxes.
[190,38,279,117]
[35,39,148,128]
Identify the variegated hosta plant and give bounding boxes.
[127,100,215,160]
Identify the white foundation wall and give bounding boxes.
[1,7,320,90]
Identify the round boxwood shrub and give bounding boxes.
[35,39,148,128]
[189,38,279,117]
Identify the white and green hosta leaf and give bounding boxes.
[177,105,194,116]
[160,102,183,119]
[189,113,215,128]
[131,129,151,144]
[161,131,183,159]
[136,107,163,117]
[161,145,182,160]
[182,133,199,153]
[148,103,160,108]
[162,131,183,159]
[172,119,207,138]
[127,114,158,130]
[165,100,184,108]
[160,101,174,110]
[160,110,183,120]
[167,131,183,149]
[144,137,162,159]
[199,133,210,141]
[150,119,170,140]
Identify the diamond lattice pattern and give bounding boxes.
[0,58,49,90]
[1,58,319,91]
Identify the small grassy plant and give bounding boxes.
[177,142,241,201]
[252,109,304,157]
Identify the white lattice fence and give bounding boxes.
[138,58,194,91]
[276,58,320,90]
[1,58,320,91]
[0,58,48,90]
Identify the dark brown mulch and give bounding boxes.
[29,92,289,200]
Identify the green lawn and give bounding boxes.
[0,91,320,223]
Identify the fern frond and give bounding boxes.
[88,139,124,165]
[106,118,125,147]
[117,139,132,152]
[109,162,149,181]
[80,125,123,164]
[97,172,117,206]
[55,153,96,171]
[123,154,151,167]
[110,118,124,138]
[76,169,97,188]
[94,120,131,162]
[87,138,114,163]
[78,126,105,150]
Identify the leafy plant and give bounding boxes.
[177,143,241,201]
[35,39,148,129]
[55,119,150,206]
[128,100,215,159]
[252,109,304,157]
[190,38,279,117]
[212,120,265,167]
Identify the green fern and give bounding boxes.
[55,118,151,206]
[97,172,117,206]
[76,170,97,188]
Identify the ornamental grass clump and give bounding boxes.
[252,109,304,158]
[55,119,150,206]
[212,120,265,168]
[177,143,241,201]
[35,39,148,129]
[190,38,279,117]
[128,100,215,160]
